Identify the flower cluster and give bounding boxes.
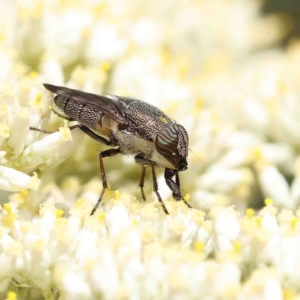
[0,0,300,299]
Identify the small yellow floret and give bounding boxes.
[76,199,83,207]
[132,218,138,226]
[251,147,263,160]
[277,80,286,95]
[283,289,295,300]
[49,105,53,110]
[194,97,204,114]
[56,209,64,218]
[246,208,255,218]
[34,93,42,105]
[6,291,17,300]
[265,198,273,206]
[3,203,15,219]
[30,71,38,79]
[232,241,242,253]
[98,212,105,221]
[115,190,120,200]
[2,205,15,226]
[193,241,204,253]
[291,216,298,229]
[93,3,106,17]
[255,216,262,227]
[160,47,171,64]
[184,194,190,202]
[100,62,111,72]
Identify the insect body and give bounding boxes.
[42,83,191,215]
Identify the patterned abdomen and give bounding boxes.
[54,95,104,129]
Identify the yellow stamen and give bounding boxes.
[291,216,298,229]
[30,71,38,79]
[100,62,111,72]
[184,194,190,202]
[232,241,241,253]
[246,208,254,218]
[98,212,105,221]
[265,198,273,206]
[56,209,64,218]
[2,203,16,227]
[76,199,83,207]
[6,291,17,300]
[132,218,138,226]
[193,241,204,253]
[255,216,262,227]
[115,190,120,200]
[33,93,42,105]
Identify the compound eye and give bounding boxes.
[155,125,179,159]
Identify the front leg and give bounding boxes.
[134,155,169,214]
[164,168,192,209]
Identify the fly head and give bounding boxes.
[155,124,189,171]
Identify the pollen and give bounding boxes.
[93,3,106,17]
[6,291,17,300]
[98,212,105,221]
[251,146,263,161]
[100,62,111,72]
[255,216,262,227]
[33,93,42,106]
[21,189,29,197]
[2,203,16,227]
[132,218,138,226]
[30,71,38,79]
[160,47,171,64]
[56,209,64,218]
[115,190,121,200]
[184,194,190,201]
[76,199,83,207]
[194,97,204,114]
[265,198,273,206]
[291,216,298,229]
[232,241,242,253]
[246,208,255,218]
[283,289,295,300]
[193,241,204,253]
[277,80,287,95]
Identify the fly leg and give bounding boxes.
[30,124,81,134]
[31,123,118,215]
[165,168,192,209]
[135,155,169,214]
[139,165,147,201]
[90,147,121,216]
[30,124,113,146]
[66,126,118,215]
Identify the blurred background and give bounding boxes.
[0,0,300,214]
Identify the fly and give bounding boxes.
[31,84,192,215]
